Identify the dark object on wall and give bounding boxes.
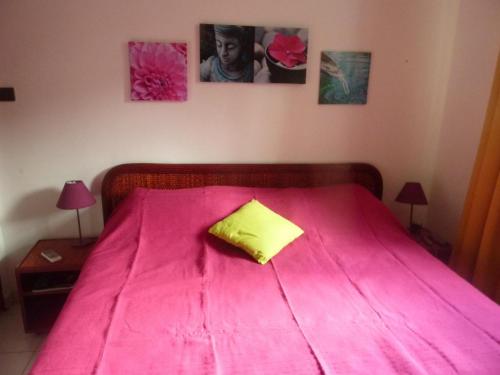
[0,87,15,101]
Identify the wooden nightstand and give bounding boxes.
[0,275,5,310]
[410,227,452,264]
[16,238,95,333]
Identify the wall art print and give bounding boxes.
[129,41,187,101]
[200,24,308,84]
[319,51,371,104]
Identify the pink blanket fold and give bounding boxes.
[31,185,500,374]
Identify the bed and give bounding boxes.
[31,163,500,374]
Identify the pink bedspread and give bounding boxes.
[31,185,500,374]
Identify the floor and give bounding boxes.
[0,304,45,375]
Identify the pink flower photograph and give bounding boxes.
[129,41,187,101]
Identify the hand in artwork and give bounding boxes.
[254,59,271,83]
[320,53,350,95]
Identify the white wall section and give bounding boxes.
[1,0,499,298]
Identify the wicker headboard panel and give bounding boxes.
[101,163,383,222]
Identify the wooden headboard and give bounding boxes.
[101,163,383,222]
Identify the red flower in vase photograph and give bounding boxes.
[268,34,306,68]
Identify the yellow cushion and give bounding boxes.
[208,199,304,264]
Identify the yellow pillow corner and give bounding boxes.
[208,199,304,264]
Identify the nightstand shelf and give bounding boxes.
[24,286,74,297]
[16,238,94,333]
[22,293,70,333]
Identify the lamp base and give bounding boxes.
[409,223,422,235]
[72,237,96,248]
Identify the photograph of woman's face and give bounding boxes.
[215,33,242,69]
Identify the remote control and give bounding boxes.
[41,249,62,263]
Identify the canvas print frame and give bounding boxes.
[129,41,188,101]
[200,24,309,84]
[319,51,371,104]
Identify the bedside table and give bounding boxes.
[16,238,95,333]
[410,227,452,264]
[0,275,5,310]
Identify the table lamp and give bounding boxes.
[395,182,428,232]
[56,180,96,246]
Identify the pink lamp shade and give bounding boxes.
[395,182,428,205]
[56,180,96,210]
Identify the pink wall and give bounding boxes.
[0,0,499,299]
[427,0,500,243]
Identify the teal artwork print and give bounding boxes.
[319,51,371,104]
